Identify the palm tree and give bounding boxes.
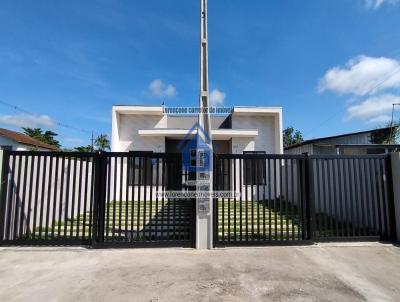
[94,134,110,151]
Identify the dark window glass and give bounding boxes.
[243,151,266,185]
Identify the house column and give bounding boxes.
[390,152,400,241]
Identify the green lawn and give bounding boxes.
[28,199,303,242]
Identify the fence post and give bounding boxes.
[91,152,107,246]
[304,153,316,241]
[0,150,10,241]
[390,153,400,242]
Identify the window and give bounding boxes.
[128,157,153,186]
[0,145,12,151]
[243,151,266,185]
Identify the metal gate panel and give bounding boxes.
[213,154,309,246]
[94,152,196,248]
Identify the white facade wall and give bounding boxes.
[112,106,283,155]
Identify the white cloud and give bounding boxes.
[209,89,226,106]
[346,94,400,123]
[318,56,400,96]
[0,114,54,128]
[365,0,400,9]
[148,79,177,98]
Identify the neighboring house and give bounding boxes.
[0,128,59,151]
[112,105,283,155]
[285,127,400,155]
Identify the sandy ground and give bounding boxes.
[0,243,399,302]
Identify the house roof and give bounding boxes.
[0,128,59,151]
[285,127,395,150]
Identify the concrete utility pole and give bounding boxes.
[196,0,213,249]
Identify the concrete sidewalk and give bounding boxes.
[0,243,399,302]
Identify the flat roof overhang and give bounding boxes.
[138,129,258,140]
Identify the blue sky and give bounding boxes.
[1,0,400,148]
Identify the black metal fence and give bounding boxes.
[213,153,396,246]
[94,152,195,247]
[0,151,396,247]
[0,151,95,245]
[0,151,195,247]
[214,154,309,246]
[309,155,396,241]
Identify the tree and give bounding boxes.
[22,127,61,148]
[74,145,92,152]
[283,127,304,148]
[94,134,110,151]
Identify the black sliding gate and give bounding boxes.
[213,153,396,246]
[0,151,195,247]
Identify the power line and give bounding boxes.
[0,99,96,135]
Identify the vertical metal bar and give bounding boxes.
[149,157,154,241]
[44,155,53,240]
[384,155,397,240]
[256,157,260,241]
[91,153,100,245]
[251,158,255,240]
[228,158,231,242]
[38,155,48,240]
[360,159,369,236]
[119,156,123,240]
[221,158,225,242]
[57,156,65,238]
[343,159,351,237]
[76,156,83,239]
[296,158,303,240]
[331,159,339,237]
[233,158,237,242]
[262,158,266,241]
[161,157,165,241]
[349,159,357,237]
[5,155,16,241]
[125,157,130,241]
[69,157,77,239]
[136,157,142,241]
[12,155,22,240]
[268,158,272,241]
[32,155,41,239]
[88,155,95,242]
[82,156,90,240]
[0,151,10,241]
[130,156,136,242]
[364,159,373,236]
[142,156,148,241]
[355,159,363,237]
[374,159,384,237]
[279,158,283,240]
[379,159,389,239]
[239,158,243,241]
[290,158,295,240]
[337,159,345,237]
[19,155,29,239]
[306,156,316,241]
[274,158,278,240]
[285,158,289,241]
[113,156,117,240]
[369,159,379,236]
[155,157,159,242]
[63,157,71,238]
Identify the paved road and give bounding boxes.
[0,243,399,302]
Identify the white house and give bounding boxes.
[111,105,283,155]
[0,128,59,151]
